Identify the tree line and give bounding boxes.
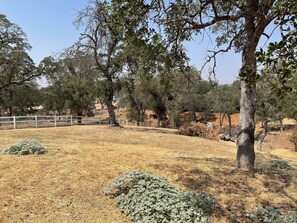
[0,0,296,170]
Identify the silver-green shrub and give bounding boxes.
[247,206,297,223]
[105,172,216,223]
[0,140,48,155]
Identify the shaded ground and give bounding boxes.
[0,125,296,222]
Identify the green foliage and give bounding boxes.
[40,52,96,116]
[0,14,38,116]
[178,122,218,140]
[209,80,240,115]
[0,140,47,155]
[256,2,297,94]
[105,172,216,223]
[247,206,297,223]
[0,14,36,91]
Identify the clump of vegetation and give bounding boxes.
[259,159,291,173]
[178,122,218,140]
[247,206,297,223]
[105,172,216,223]
[0,140,48,155]
[267,159,291,170]
[289,127,297,152]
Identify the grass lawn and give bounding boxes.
[0,125,296,222]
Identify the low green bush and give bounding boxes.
[247,206,297,223]
[0,140,48,155]
[105,172,216,223]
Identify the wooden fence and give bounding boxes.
[0,115,150,130]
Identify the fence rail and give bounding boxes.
[0,115,151,130]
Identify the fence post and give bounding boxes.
[54,115,57,127]
[13,116,16,129]
[70,115,73,126]
[35,115,38,128]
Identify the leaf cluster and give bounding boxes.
[105,171,216,223]
[0,140,48,155]
[247,205,297,223]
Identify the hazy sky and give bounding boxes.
[1,1,279,84]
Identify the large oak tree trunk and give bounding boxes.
[105,80,116,124]
[106,95,116,124]
[236,1,259,170]
[237,81,256,170]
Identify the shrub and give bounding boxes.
[178,122,218,140]
[105,172,216,223]
[267,159,291,170]
[0,140,48,155]
[289,127,297,152]
[259,159,291,173]
[247,206,297,223]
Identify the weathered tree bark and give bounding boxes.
[257,120,268,151]
[236,13,256,169]
[236,1,262,170]
[237,81,256,170]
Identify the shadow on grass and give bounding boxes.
[151,155,297,223]
[126,126,177,135]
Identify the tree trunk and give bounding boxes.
[237,81,256,170]
[157,115,160,128]
[279,119,283,131]
[77,116,82,125]
[106,96,116,124]
[105,79,116,124]
[219,113,225,129]
[170,112,177,128]
[77,111,83,125]
[192,111,196,122]
[227,113,232,136]
[257,120,268,151]
[236,5,258,170]
[9,88,13,116]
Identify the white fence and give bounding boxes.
[0,115,151,130]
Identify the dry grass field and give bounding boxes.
[0,125,296,223]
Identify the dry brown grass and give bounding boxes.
[0,125,296,223]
